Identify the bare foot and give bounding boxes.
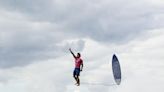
[77,83,80,86]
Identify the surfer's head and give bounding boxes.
[77,53,81,58]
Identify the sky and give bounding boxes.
[0,0,164,92]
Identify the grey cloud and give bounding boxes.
[0,31,85,68]
[0,8,85,68]
[8,0,159,43]
[0,0,163,68]
[64,1,155,44]
[1,30,46,67]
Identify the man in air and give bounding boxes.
[69,48,83,86]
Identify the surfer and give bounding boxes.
[69,48,83,86]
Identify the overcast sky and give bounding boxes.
[0,0,164,92]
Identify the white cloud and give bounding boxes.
[0,29,164,92]
[0,0,164,92]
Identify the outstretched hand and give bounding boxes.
[69,48,72,52]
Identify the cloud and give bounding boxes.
[0,10,85,68]
[0,0,163,68]
[0,0,162,44]
[0,7,87,68]
[0,56,72,92]
[0,0,164,92]
[0,28,164,92]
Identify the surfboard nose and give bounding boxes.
[112,54,121,85]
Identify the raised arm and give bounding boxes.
[69,48,76,59]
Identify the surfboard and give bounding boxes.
[112,54,121,85]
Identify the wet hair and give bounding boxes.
[77,53,81,57]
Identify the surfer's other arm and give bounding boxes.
[69,48,76,58]
[80,61,83,71]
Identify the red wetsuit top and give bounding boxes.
[75,58,83,68]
